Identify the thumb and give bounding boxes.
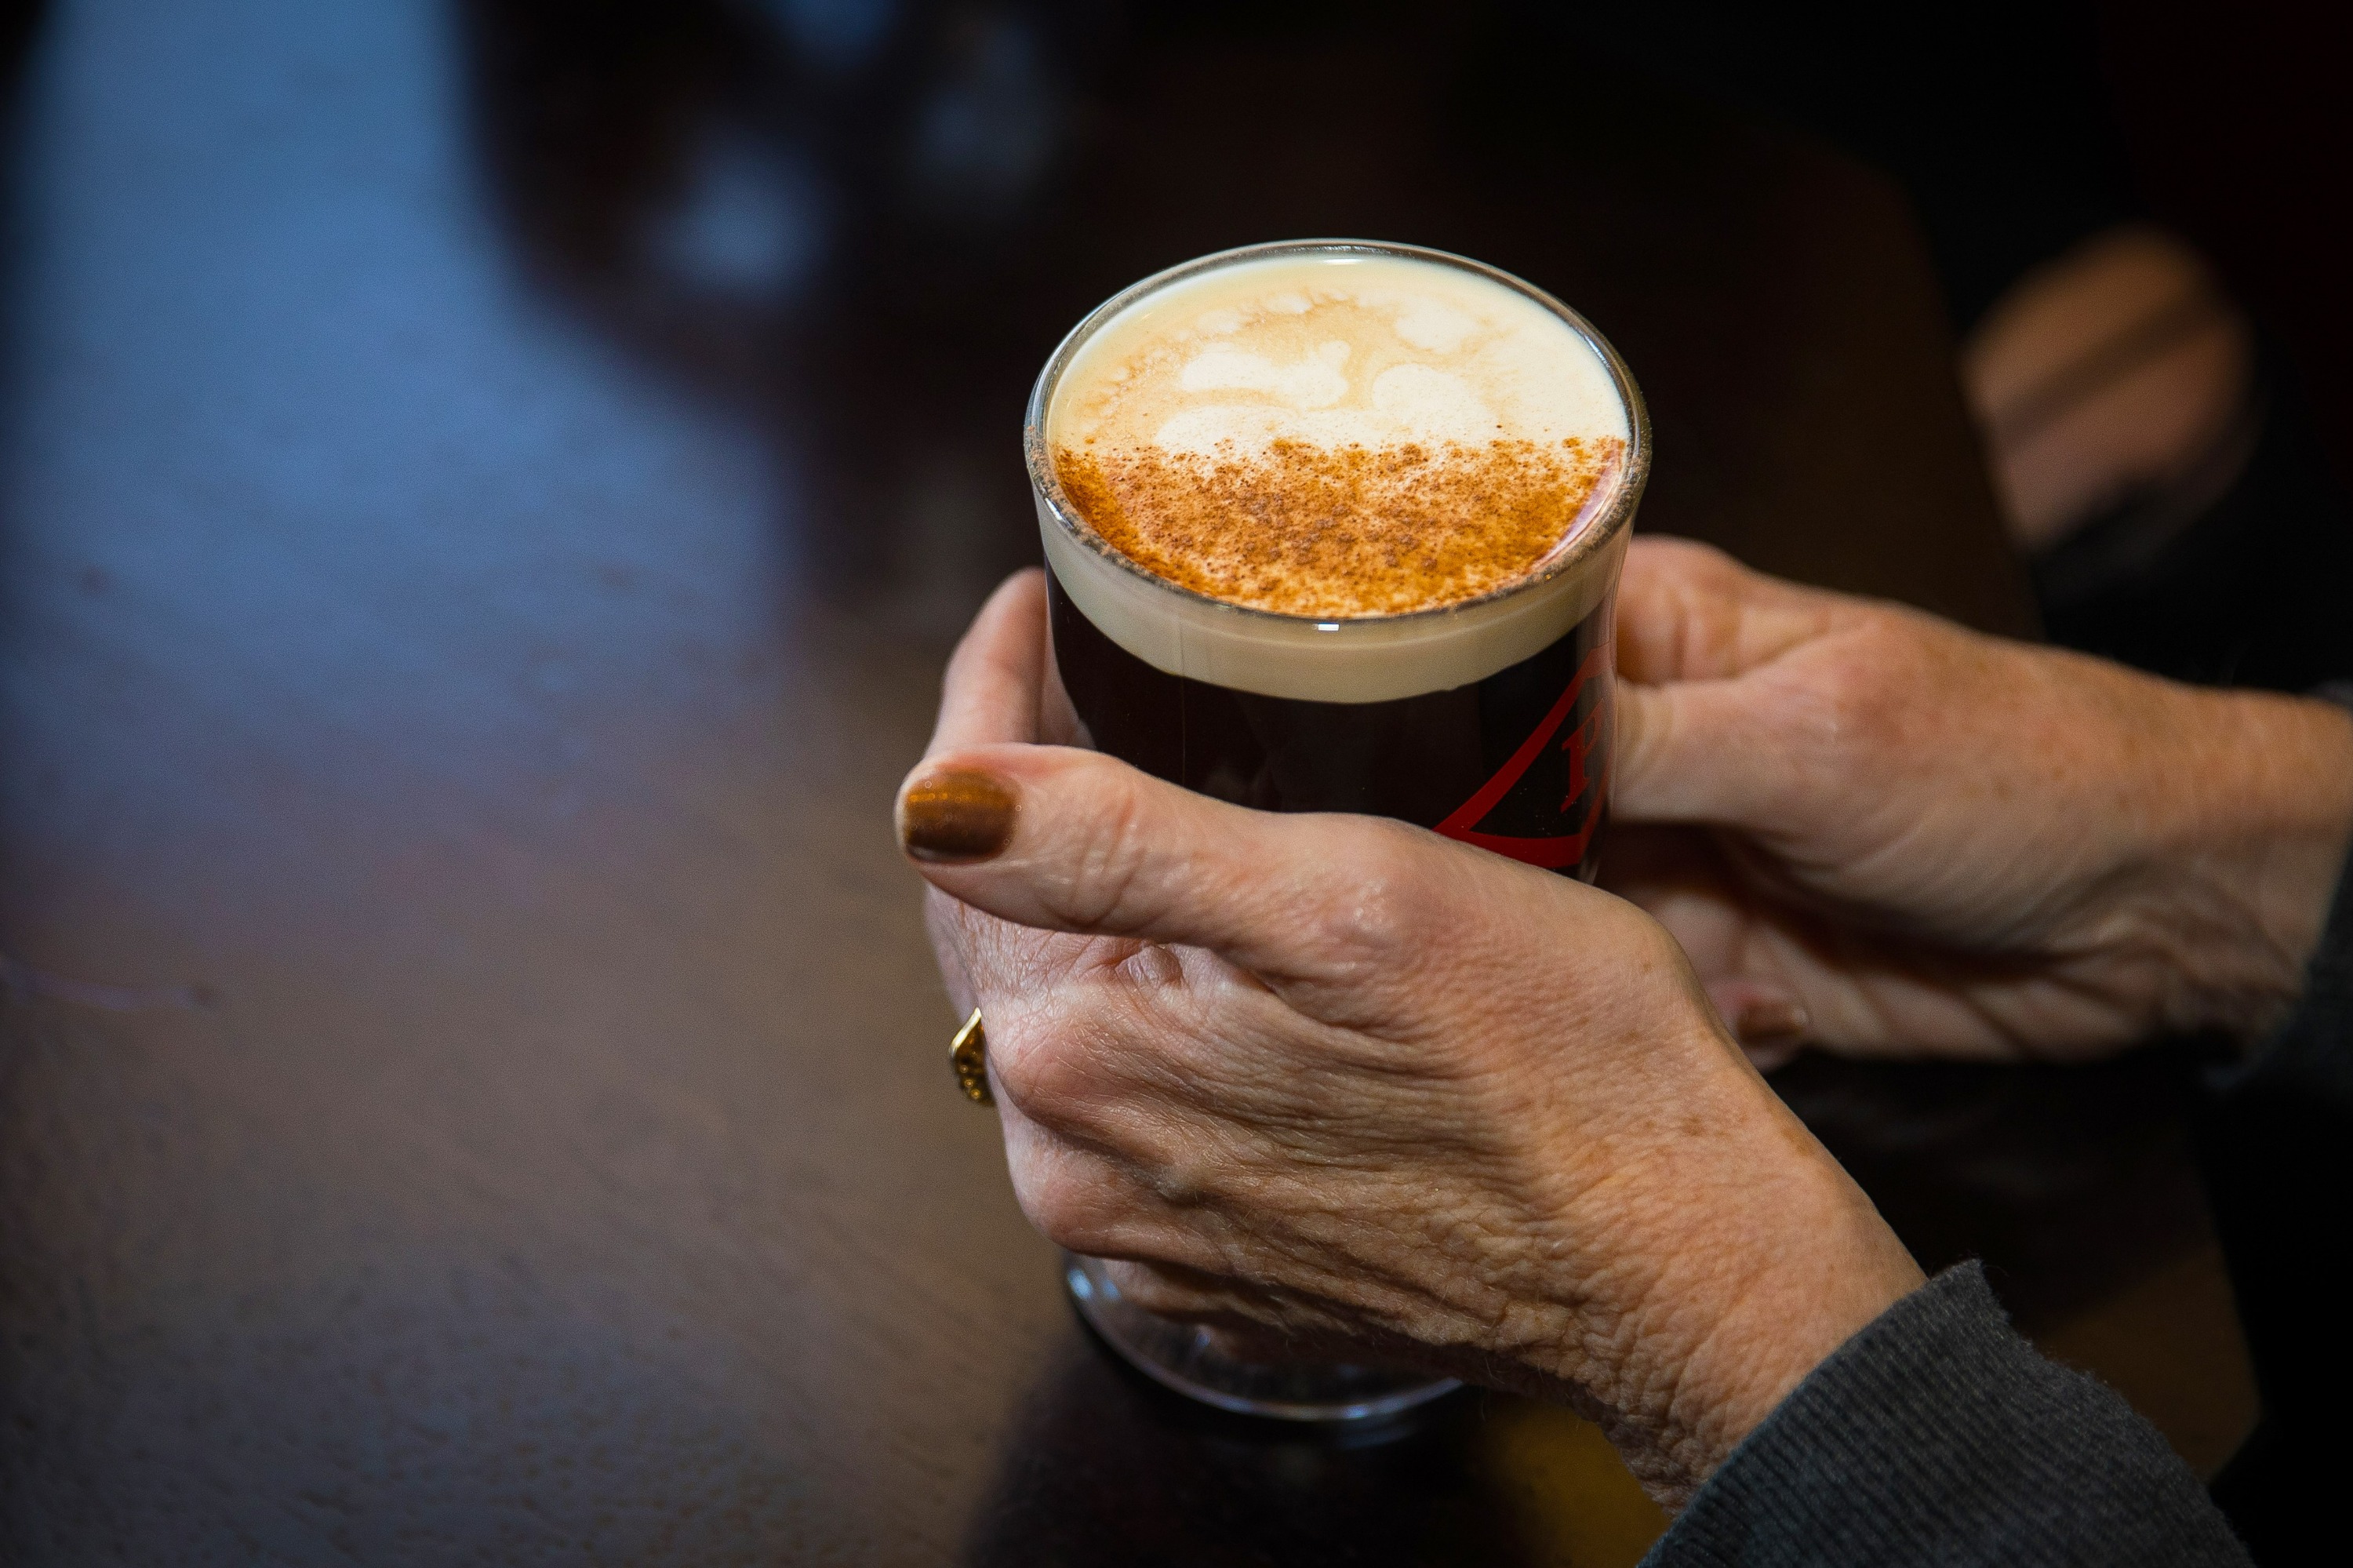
[1613,675,1807,829]
[1612,541,1850,830]
[895,744,1497,983]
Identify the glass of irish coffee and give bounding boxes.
[1024,239,1649,1420]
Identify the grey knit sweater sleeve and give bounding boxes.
[1643,1262,2249,1566]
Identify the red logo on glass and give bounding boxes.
[1433,647,1606,871]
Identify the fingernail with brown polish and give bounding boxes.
[1733,997,1810,1046]
[900,768,1017,864]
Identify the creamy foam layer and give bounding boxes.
[1046,251,1630,618]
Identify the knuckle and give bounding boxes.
[1627,904,1700,980]
[1136,1143,1217,1210]
[1012,1162,1115,1253]
[1813,626,1912,739]
[1301,829,1433,971]
[1643,536,1748,606]
[1660,536,1741,582]
[985,993,1150,1133]
[986,1023,1089,1126]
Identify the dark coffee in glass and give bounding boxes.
[1024,239,1649,1419]
[1044,577,1614,878]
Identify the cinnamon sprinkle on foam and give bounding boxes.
[1053,435,1621,618]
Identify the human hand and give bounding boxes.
[1609,538,2353,1065]
[896,569,1922,1508]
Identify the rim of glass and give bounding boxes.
[1024,238,1652,628]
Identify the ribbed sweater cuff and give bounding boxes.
[1643,1261,2247,1566]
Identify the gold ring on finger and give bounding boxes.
[950,1006,993,1106]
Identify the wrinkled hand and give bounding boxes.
[897,569,1921,1508]
[1610,539,2353,1064]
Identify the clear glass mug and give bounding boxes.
[1023,239,1650,1419]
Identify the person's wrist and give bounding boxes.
[1493,1014,1923,1506]
[1623,1137,1920,1502]
[2126,687,2353,1042]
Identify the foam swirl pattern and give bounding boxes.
[1028,243,1646,703]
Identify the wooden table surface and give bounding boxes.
[0,3,2251,1563]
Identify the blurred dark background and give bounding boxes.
[3,0,2348,626]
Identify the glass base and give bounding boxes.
[1064,1253,1460,1421]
